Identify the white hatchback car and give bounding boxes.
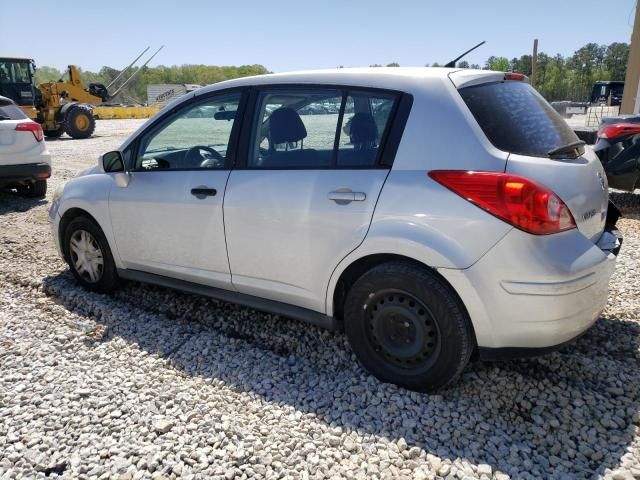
[0,95,51,197]
[50,68,622,391]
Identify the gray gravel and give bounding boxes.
[1,119,640,479]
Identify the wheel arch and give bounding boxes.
[329,253,472,329]
[58,207,102,261]
[55,101,79,122]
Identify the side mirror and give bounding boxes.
[101,151,125,173]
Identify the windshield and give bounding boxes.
[0,60,32,84]
[459,81,580,158]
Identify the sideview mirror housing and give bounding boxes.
[101,151,125,173]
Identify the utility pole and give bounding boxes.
[531,39,539,88]
[621,0,640,114]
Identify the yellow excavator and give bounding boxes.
[0,47,162,139]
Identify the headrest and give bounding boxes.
[349,113,378,144]
[269,107,307,144]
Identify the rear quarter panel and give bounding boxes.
[325,77,514,315]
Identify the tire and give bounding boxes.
[17,180,47,198]
[63,104,96,139]
[44,126,65,138]
[343,261,474,392]
[63,216,119,293]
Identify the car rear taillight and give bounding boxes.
[598,122,640,140]
[429,171,576,235]
[15,121,44,142]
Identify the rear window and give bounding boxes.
[0,99,27,120]
[459,81,579,157]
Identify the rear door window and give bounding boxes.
[337,92,396,167]
[0,99,27,120]
[248,88,399,169]
[250,89,342,169]
[459,81,579,157]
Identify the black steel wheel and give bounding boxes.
[344,261,474,392]
[365,290,441,370]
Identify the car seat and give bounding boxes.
[338,113,379,167]
[263,107,319,167]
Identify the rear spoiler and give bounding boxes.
[448,70,529,89]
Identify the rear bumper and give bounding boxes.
[0,162,51,186]
[439,226,620,356]
[478,329,590,361]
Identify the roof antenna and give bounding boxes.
[444,41,486,68]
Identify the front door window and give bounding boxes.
[136,93,241,171]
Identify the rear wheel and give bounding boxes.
[344,261,474,392]
[44,126,65,138]
[63,216,119,293]
[63,105,96,139]
[17,180,47,198]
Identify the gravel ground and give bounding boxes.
[1,119,640,479]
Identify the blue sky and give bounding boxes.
[1,0,636,72]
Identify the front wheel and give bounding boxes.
[344,262,474,392]
[63,105,96,139]
[63,216,119,293]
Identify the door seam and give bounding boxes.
[221,170,238,291]
[323,167,393,313]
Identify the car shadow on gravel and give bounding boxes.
[0,189,46,214]
[42,271,640,479]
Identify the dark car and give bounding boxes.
[591,81,625,106]
[594,115,640,191]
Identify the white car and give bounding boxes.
[49,68,622,391]
[0,95,51,197]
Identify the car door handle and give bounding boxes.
[328,190,366,202]
[190,187,217,199]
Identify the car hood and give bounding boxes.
[75,162,102,178]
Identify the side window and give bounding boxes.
[336,91,396,167]
[135,92,241,171]
[249,89,342,168]
[14,63,30,83]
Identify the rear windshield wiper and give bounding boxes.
[0,115,11,121]
[547,141,585,159]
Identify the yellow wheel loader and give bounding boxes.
[0,58,102,138]
[0,48,162,139]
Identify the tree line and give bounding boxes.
[33,64,270,103]
[374,42,629,102]
[33,41,628,104]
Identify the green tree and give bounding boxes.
[485,56,510,72]
[475,41,629,102]
[510,55,532,76]
[33,63,270,102]
[605,42,630,81]
[33,65,63,84]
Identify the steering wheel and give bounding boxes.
[184,145,225,168]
